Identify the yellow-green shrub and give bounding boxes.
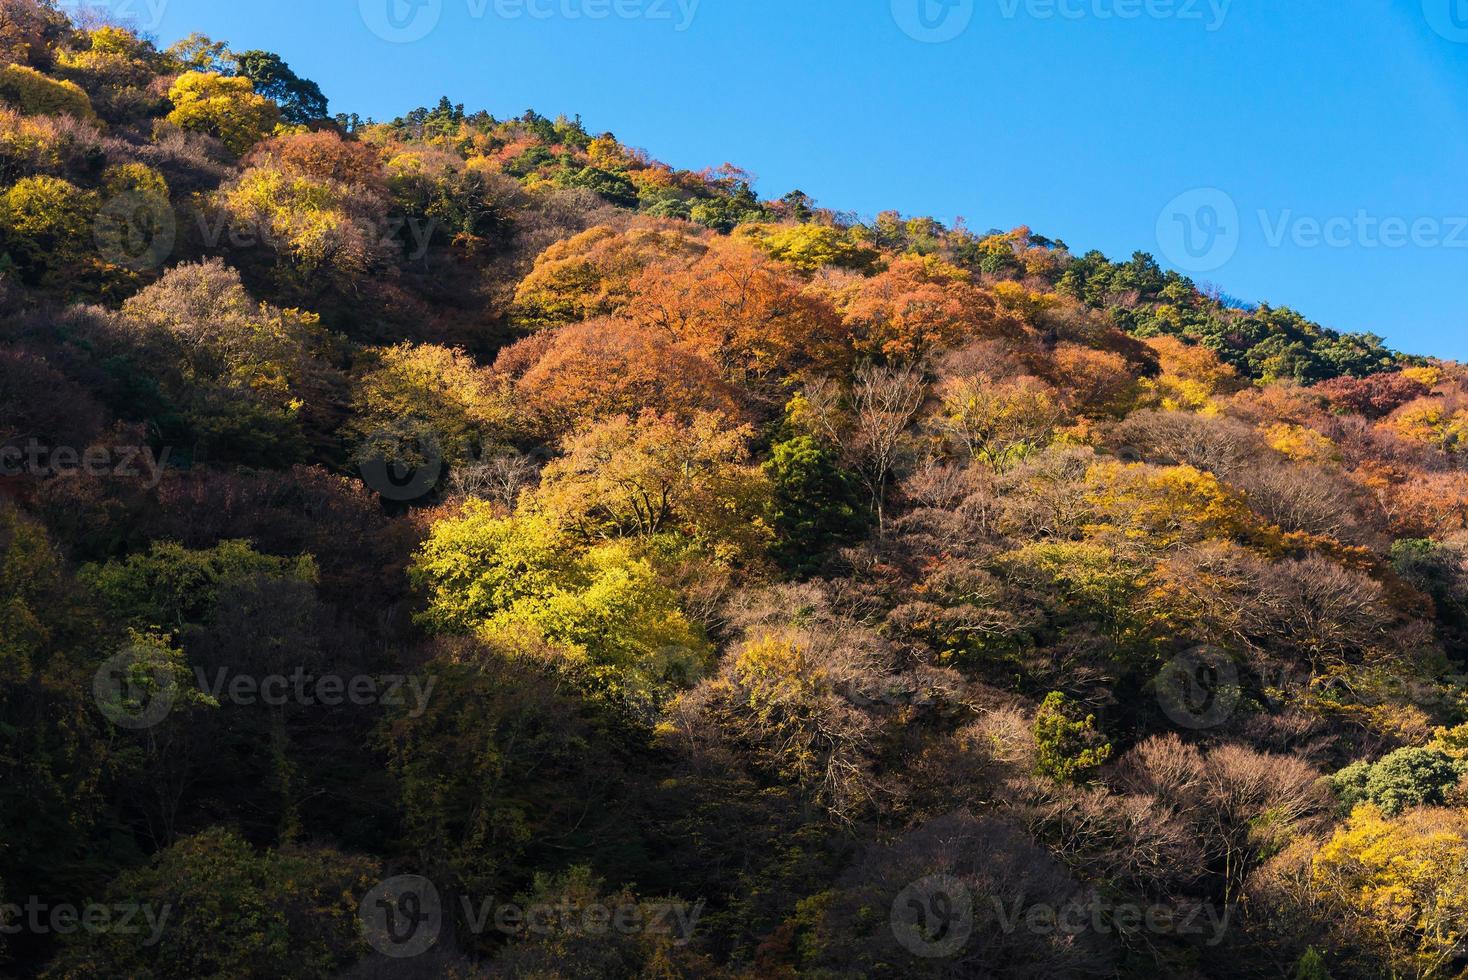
[0,106,61,176]
[103,161,169,199]
[0,175,98,277]
[0,64,95,121]
[57,28,157,89]
[218,165,380,280]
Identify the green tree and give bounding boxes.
[42,828,379,980]
[233,49,327,124]
[80,539,317,636]
[1292,946,1331,980]
[765,435,869,574]
[0,506,107,944]
[560,165,638,208]
[1329,748,1466,816]
[383,649,645,912]
[1032,691,1112,783]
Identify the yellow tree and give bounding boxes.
[733,222,878,272]
[1083,461,1264,551]
[1140,335,1240,412]
[217,164,386,283]
[347,343,513,468]
[0,63,93,119]
[1313,805,1468,978]
[1389,398,1468,454]
[166,71,279,155]
[0,174,95,279]
[409,505,710,705]
[936,374,1068,471]
[533,410,772,560]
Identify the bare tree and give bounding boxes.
[1230,458,1367,542]
[447,452,542,509]
[850,363,925,532]
[1114,409,1263,479]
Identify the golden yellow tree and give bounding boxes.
[1314,805,1468,978]
[166,71,280,154]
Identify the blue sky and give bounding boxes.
[110,0,1468,360]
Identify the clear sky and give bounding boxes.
[102,0,1468,360]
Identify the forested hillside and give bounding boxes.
[6,3,1468,977]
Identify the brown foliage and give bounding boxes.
[244,130,387,198]
[625,235,844,383]
[1314,371,1432,419]
[494,317,746,434]
[512,220,708,328]
[838,254,1011,362]
[1048,343,1139,418]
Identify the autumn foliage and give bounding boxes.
[1,9,1464,979]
